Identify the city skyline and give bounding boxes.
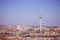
[0,0,60,26]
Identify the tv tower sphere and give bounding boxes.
[40,16,42,19]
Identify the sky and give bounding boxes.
[0,0,60,26]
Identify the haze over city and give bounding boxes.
[0,0,60,26]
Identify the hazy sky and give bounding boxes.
[0,0,60,26]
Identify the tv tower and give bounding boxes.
[39,15,42,31]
